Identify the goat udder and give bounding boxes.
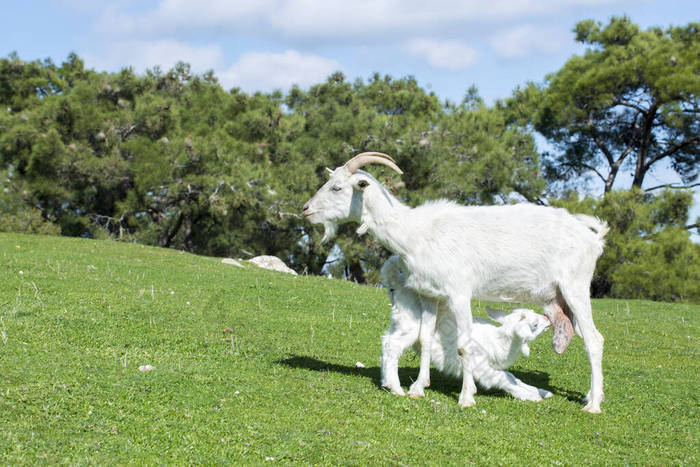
[544,301,574,354]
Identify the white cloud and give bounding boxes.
[93,0,630,43]
[407,39,478,70]
[83,37,341,93]
[83,39,224,74]
[218,50,343,92]
[489,25,568,59]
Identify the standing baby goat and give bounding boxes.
[303,152,608,412]
[380,256,553,402]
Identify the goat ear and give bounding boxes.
[353,177,370,190]
[325,167,333,176]
[486,306,509,323]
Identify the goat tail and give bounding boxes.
[573,214,610,243]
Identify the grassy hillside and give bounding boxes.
[1,233,698,465]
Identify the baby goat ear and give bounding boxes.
[485,306,509,324]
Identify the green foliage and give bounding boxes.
[553,188,700,302]
[1,233,699,464]
[0,170,60,235]
[611,228,700,301]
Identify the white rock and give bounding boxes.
[138,365,155,372]
[247,256,297,275]
[221,258,244,267]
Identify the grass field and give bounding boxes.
[1,233,698,465]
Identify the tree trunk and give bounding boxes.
[632,103,658,189]
[604,165,619,193]
[183,215,194,252]
[346,262,366,284]
[160,211,183,248]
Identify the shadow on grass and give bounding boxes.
[276,354,584,402]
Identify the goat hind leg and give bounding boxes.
[452,294,476,407]
[560,285,604,413]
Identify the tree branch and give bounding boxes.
[644,182,700,192]
[644,136,700,170]
[611,99,648,115]
[588,119,616,167]
[562,161,608,185]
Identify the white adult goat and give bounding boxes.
[381,255,553,402]
[303,152,609,412]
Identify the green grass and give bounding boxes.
[1,233,698,465]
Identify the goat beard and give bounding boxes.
[320,222,337,244]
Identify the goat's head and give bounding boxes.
[486,306,551,357]
[302,152,403,243]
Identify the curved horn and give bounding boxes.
[345,152,403,175]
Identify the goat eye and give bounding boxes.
[331,185,342,192]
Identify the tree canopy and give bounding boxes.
[508,17,700,193]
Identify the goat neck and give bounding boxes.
[358,182,412,255]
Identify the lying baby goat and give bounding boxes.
[380,256,553,401]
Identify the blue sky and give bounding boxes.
[4,1,698,103]
[2,0,699,227]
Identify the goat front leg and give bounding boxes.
[407,297,437,398]
[453,294,476,407]
[380,334,406,396]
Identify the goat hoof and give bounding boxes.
[458,398,476,407]
[408,381,427,398]
[582,403,602,414]
[384,385,405,396]
[539,389,554,399]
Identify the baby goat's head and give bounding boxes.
[302,152,402,243]
[380,255,406,302]
[485,306,551,357]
